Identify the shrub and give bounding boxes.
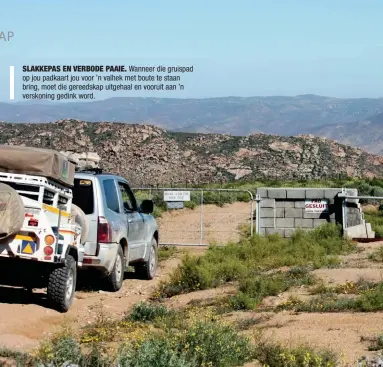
[36,330,82,366]
[254,341,337,367]
[127,302,175,323]
[0,348,35,367]
[282,282,383,313]
[364,209,383,238]
[117,338,197,367]
[117,312,254,367]
[156,223,354,301]
[369,246,383,262]
[158,245,178,261]
[229,267,315,310]
[176,320,253,367]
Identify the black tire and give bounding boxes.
[135,237,158,280]
[47,255,77,313]
[105,246,124,292]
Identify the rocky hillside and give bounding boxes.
[0,120,382,186]
[309,112,383,156]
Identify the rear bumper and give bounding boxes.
[82,242,118,273]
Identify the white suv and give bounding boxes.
[72,171,159,291]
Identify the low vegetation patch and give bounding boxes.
[309,279,377,295]
[363,207,383,238]
[229,266,316,310]
[369,246,383,262]
[8,303,254,367]
[279,282,383,312]
[0,302,341,367]
[154,224,355,311]
[366,334,383,351]
[158,245,178,261]
[254,340,337,367]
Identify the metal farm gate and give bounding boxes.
[132,188,254,246]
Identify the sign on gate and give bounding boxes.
[164,191,191,201]
[167,201,184,209]
[305,199,329,213]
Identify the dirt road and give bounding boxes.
[0,202,249,352]
[0,256,182,352]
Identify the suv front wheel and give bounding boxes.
[135,237,158,280]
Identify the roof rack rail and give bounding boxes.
[75,166,103,174]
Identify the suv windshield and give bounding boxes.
[72,178,94,214]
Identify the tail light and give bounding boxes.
[97,216,112,243]
[28,218,38,226]
[44,235,55,246]
[44,246,53,255]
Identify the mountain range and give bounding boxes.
[1,94,383,155]
[1,119,382,185]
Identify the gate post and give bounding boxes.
[255,194,261,235]
[250,197,254,237]
[338,188,347,231]
[200,189,204,245]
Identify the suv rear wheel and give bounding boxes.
[47,255,77,312]
[135,237,158,280]
[105,245,124,291]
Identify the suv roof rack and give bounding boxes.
[75,167,103,175]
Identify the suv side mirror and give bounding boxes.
[140,199,154,214]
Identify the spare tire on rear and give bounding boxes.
[0,183,25,240]
[70,204,89,244]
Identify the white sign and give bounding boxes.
[305,199,329,213]
[167,201,184,209]
[164,191,191,202]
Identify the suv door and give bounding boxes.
[117,181,146,261]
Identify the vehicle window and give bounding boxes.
[118,182,137,212]
[103,179,120,213]
[72,179,94,214]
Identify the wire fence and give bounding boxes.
[132,187,254,246]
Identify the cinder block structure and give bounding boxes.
[256,188,374,238]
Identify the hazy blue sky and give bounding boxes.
[1,0,383,101]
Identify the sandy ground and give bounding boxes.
[160,240,383,364]
[1,203,383,364]
[0,255,186,352]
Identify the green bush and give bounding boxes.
[230,267,315,310]
[117,338,197,367]
[283,282,383,313]
[176,320,253,367]
[158,245,178,261]
[156,223,354,305]
[117,315,253,367]
[37,333,82,366]
[127,302,175,322]
[254,341,337,367]
[0,348,34,367]
[364,209,383,238]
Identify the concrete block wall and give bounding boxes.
[257,188,369,238]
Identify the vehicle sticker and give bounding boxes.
[21,240,36,255]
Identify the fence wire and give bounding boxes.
[132,188,254,246]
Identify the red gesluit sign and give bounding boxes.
[304,199,329,213]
